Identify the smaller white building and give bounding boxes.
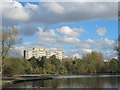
[24,48,64,60]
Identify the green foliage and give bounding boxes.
[107,58,118,73]
[39,56,47,67]
[28,56,39,68]
[22,59,33,74]
[2,52,120,76]
[82,51,104,74]
[49,55,61,73]
[2,57,31,76]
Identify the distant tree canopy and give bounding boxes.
[2,57,32,76]
[2,26,22,60]
[82,52,104,73]
[2,51,120,76]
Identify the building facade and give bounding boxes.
[24,48,64,60]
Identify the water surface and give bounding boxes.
[3,75,120,88]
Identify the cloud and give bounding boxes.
[58,26,78,37]
[9,46,26,57]
[73,53,82,58]
[17,24,38,36]
[2,2,117,27]
[86,39,94,43]
[1,1,29,25]
[21,27,116,59]
[85,38,115,50]
[71,48,92,58]
[15,37,117,60]
[21,38,117,60]
[43,2,64,14]
[77,42,90,49]
[58,26,85,37]
[25,3,38,9]
[2,1,117,59]
[94,38,115,49]
[36,27,57,37]
[82,48,92,53]
[102,50,117,60]
[58,36,80,43]
[96,27,107,36]
[19,26,116,60]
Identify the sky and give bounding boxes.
[1,0,118,60]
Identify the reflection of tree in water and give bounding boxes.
[44,77,119,88]
[68,78,104,88]
[44,79,59,88]
[108,77,119,87]
[63,77,119,88]
[3,81,33,88]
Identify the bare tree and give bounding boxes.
[1,26,22,60]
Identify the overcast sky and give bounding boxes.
[1,0,118,59]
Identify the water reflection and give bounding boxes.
[3,76,120,88]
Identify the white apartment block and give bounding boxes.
[24,48,64,60]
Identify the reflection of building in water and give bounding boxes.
[24,48,64,60]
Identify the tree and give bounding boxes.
[63,58,73,74]
[49,55,61,73]
[82,51,104,74]
[39,56,47,67]
[22,59,33,74]
[82,54,95,74]
[108,58,118,73]
[3,57,24,76]
[28,56,39,68]
[2,26,22,60]
[91,52,104,73]
[76,59,87,74]
[59,64,67,74]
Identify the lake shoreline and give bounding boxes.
[2,75,120,88]
[2,74,120,83]
[2,75,53,85]
[2,73,120,80]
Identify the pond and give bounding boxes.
[2,75,120,88]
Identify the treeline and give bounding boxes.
[2,51,120,76]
